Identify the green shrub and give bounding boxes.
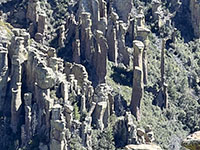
[74,103,80,121]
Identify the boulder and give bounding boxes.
[125,144,162,150]
[182,131,200,150]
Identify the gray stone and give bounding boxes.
[133,40,144,69]
[125,144,162,150]
[113,0,133,22]
[182,131,200,150]
[35,63,57,89]
[11,84,22,133]
[93,101,107,130]
[58,25,65,48]
[37,13,46,34]
[94,30,108,83]
[137,128,145,137]
[73,39,81,64]
[130,67,144,121]
[107,27,118,65]
[0,46,8,111]
[189,0,200,38]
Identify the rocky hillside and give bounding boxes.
[0,0,199,150]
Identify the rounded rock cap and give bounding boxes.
[133,40,144,50]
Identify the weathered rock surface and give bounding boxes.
[1,0,198,149]
[0,1,158,149]
[125,144,162,150]
[0,45,8,111]
[189,0,200,38]
[92,83,114,130]
[130,40,144,120]
[182,131,200,150]
[113,0,133,23]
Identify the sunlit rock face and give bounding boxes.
[125,144,162,150]
[182,131,200,150]
[0,0,200,150]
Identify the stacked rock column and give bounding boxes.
[0,45,8,111]
[161,39,168,109]
[130,41,144,121]
[11,55,22,133]
[136,27,150,85]
[23,93,33,143]
[50,104,67,150]
[80,12,93,62]
[58,25,65,48]
[94,30,108,84]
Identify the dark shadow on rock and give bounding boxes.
[145,85,158,95]
[113,117,128,148]
[82,60,98,87]
[114,94,127,117]
[173,1,195,42]
[110,66,133,87]
[0,0,22,13]
[144,85,159,106]
[57,45,73,62]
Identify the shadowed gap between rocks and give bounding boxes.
[110,66,133,87]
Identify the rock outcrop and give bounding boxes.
[1,0,198,149]
[182,131,200,150]
[93,83,114,130]
[155,39,168,109]
[0,44,8,112]
[125,144,162,150]
[130,40,144,120]
[189,0,200,38]
[0,0,157,149]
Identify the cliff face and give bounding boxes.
[0,0,199,150]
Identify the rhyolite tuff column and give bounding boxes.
[130,40,144,121]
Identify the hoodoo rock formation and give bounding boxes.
[130,40,144,120]
[0,0,199,150]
